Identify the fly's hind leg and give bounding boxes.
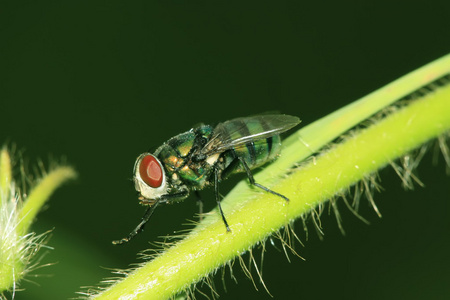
[238,157,289,201]
[214,167,231,232]
[194,190,204,220]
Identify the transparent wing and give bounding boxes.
[202,114,300,155]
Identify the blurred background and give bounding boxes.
[1,1,450,299]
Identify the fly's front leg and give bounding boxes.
[238,157,289,201]
[215,167,231,232]
[112,202,160,245]
[112,189,189,245]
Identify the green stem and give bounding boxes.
[17,166,77,235]
[0,152,76,292]
[0,148,12,205]
[94,55,450,300]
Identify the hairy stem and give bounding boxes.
[94,54,450,300]
[0,150,76,293]
[16,166,77,235]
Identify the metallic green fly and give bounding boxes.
[113,114,300,244]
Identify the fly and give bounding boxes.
[113,114,301,244]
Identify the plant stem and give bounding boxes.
[94,55,450,300]
[0,148,12,205]
[0,150,76,293]
[17,166,77,235]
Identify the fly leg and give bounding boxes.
[112,189,189,245]
[215,167,231,232]
[238,157,289,201]
[112,202,160,245]
[194,191,204,220]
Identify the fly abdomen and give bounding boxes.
[222,118,281,173]
[233,135,281,171]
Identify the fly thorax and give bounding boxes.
[176,161,210,188]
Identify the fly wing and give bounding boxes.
[202,114,300,155]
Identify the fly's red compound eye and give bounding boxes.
[139,155,163,188]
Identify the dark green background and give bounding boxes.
[1,1,450,299]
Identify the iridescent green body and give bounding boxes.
[219,117,281,174]
[154,119,282,194]
[113,115,300,244]
[155,126,214,191]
